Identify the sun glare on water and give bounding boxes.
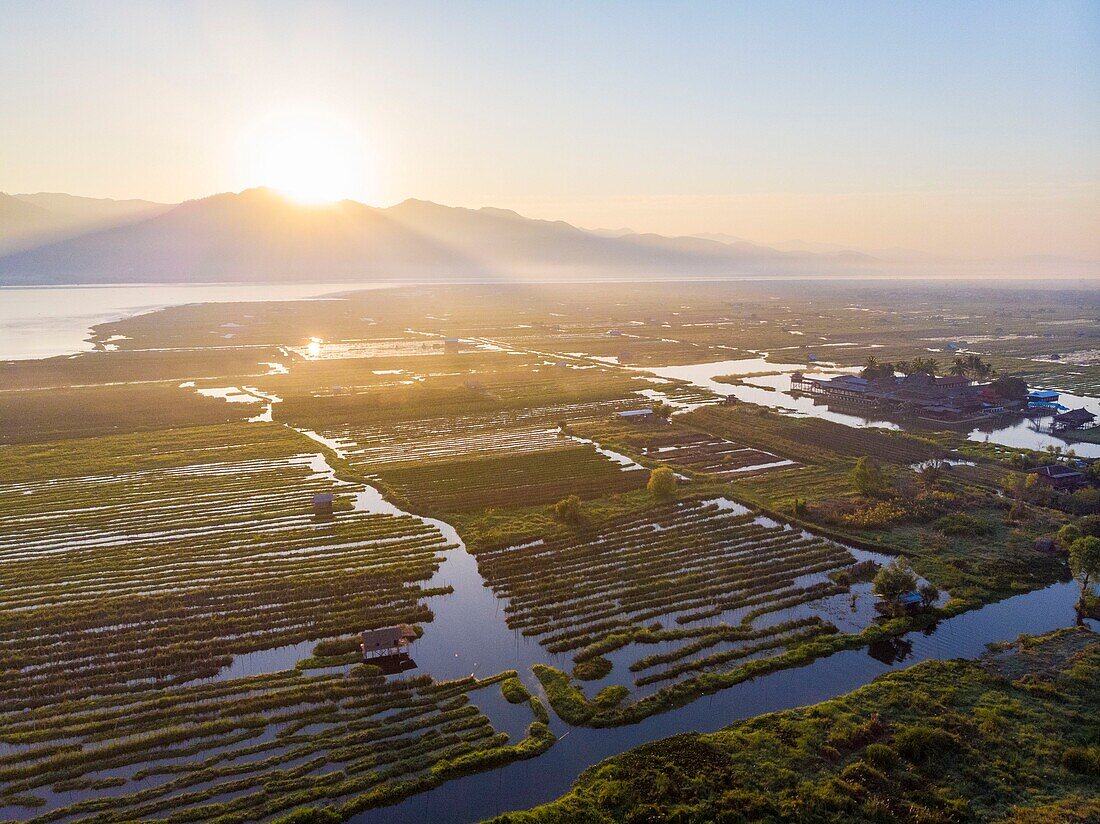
[241,110,368,205]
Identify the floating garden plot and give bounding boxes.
[0,427,455,710]
[637,431,795,478]
[375,445,648,514]
[0,665,552,820]
[475,499,865,693]
[687,406,943,465]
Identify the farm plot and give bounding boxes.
[0,665,552,821]
[687,405,943,465]
[328,399,631,469]
[637,431,795,478]
[0,426,455,710]
[374,445,648,514]
[476,499,863,690]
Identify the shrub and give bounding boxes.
[894,725,957,762]
[501,677,532,704]
[272,807,342,823]
[935,513,994,536]
[647,466,677,500]
[551,494,585,526]
[872,557,918,602]
[850,456,888,497]
[312,636,362,658]
[573,656,613,681]
[1061,745,1100,775]
[593,685,629,709]
[863,743,898,770]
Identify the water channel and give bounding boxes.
[235,446,1092,824]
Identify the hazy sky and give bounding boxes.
[2,1,1097,258]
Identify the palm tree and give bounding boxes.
[861,355,882,380]
[949,357,968,377]
[911,357,935,376]
[895,360,913,376]
[963,354,990,379]
[924,358,939,376]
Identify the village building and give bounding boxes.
[1032,464,1088,492]
[1028,389,1060,404]
[361,625,418,659]
[791,370,1023,422]
[615,408,661,424]
[312,493,335,517]
[1051,408,1097,432]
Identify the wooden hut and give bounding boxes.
[360,625,418,659]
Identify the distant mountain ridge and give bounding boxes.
[0,188,876,285]
[0,188,1094,284]
[0,192,169,254]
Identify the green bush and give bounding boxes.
[313,637,361,657]
[501,677,532,704]
[1061,746,1100,775]
[894,725,957,762]
[936,513,995,536]
[551,494,585,526]
[272,806,343,823]
[863,743,898,770]
[573,656,613,681]
[593,685,629,709]
[647,466,678,500]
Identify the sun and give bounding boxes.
[241,110,368,205]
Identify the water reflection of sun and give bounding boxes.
[306,337,322,358]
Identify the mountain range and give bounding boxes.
[0,188,1094,285]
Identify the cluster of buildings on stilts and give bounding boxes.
[791,370,1096,431]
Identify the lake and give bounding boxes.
[0,282,399,360]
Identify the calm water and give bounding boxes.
[190,464,1094,824]
[359,557,1089,824]
[0,282,399,360]
[331,472,1091,823]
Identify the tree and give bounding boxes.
[647,466,677,500]
[966,354,993,379]
[873,557,918,601]
[860,358,895,384]
[1088,461,1100,486]
[850,456,888,497]
[990,375,1028,402]
[1058,523,1082,549]
[651,401,674,420]
[1068,536,1100,601]
[918,582,940,606]
[949,357,968,377]
[551,494,585,525]
[917,459,945,489]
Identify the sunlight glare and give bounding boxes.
[241,110,368,205]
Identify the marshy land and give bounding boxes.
[1,280,1098,823]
